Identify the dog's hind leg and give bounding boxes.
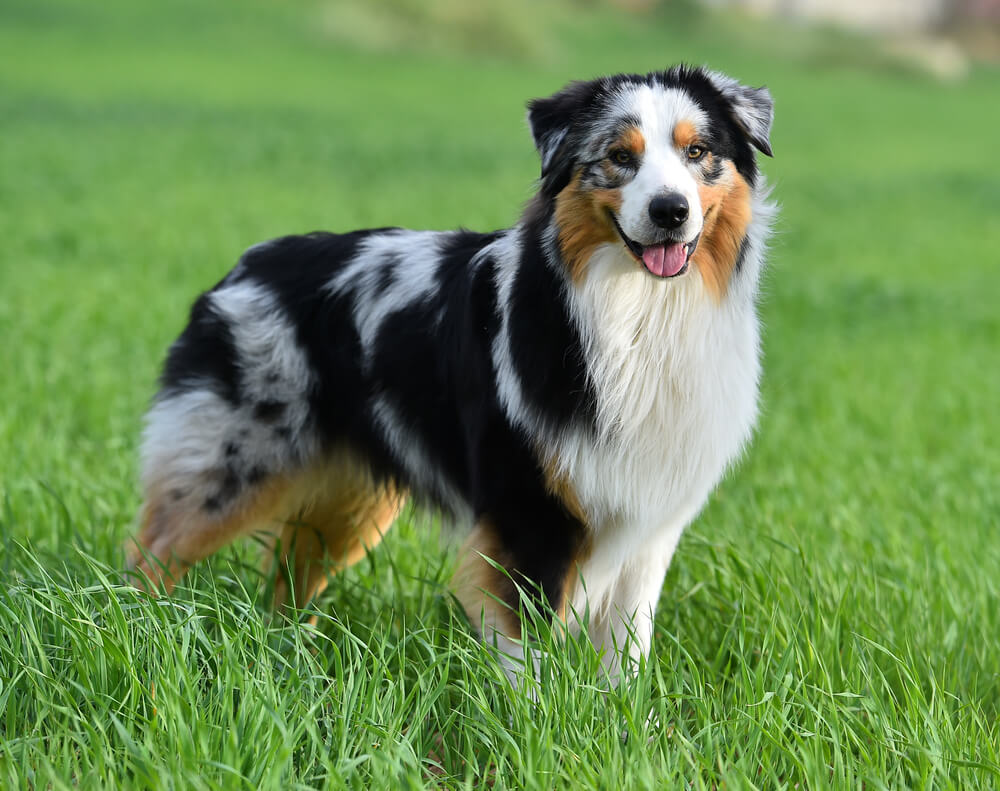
[260,455,407,612]
[129,470,292,594]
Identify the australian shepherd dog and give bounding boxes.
[129,66,775,684]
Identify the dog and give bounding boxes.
[129,65,775,685]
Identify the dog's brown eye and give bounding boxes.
[687,145,707,162]
[610,149,635,167]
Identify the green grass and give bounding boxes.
[2,0,1000,787]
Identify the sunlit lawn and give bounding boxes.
[1,1,999,787]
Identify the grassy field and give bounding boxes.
[2,0,999,787]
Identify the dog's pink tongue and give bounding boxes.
[641,243,686,277]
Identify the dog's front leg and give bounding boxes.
[576,526,685,686]
[453,497,587,689]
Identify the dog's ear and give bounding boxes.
[707,71,774,157]
[527,80,599,197]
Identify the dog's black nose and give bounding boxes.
[648,193,689,230]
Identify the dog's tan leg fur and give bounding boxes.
[453,520,522,642]
[261,461,406,611]
[131,474,294,593]
[130,451,406,607]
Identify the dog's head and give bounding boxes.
[527,66,772,297]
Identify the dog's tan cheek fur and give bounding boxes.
[555,173,621,284]
[693,161,753,302]
[554,124,646,284]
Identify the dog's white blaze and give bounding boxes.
[617,86,707,245]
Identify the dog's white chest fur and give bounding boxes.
[548,246,762,673]
[557,244,761,563]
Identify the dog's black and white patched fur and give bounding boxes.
[131,66,775,683]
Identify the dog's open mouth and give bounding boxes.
[608,212,698,279]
